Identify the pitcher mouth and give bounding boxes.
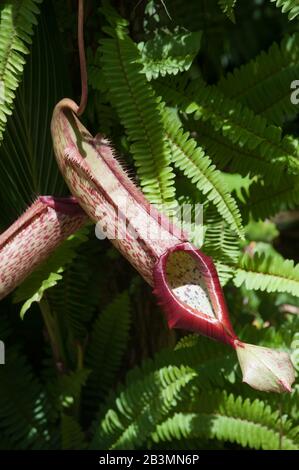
[153,242,237,347]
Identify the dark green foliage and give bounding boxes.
[0,1,68,227]
[0,0,299,451]
[91,333,298,450]
[138,30,202,80]
[156,77,299,183]
[218,0,238,22]
[0,0,43,143]
[151,393,299,450]
[163,107,244,237]
[0,339,52,449]
[61,414,87,450]
[271,0,299,20]
[84,291,131,415]
[217,33,299,125]
[234,251,299,297]
[202,205,240,284]
[100,4,175,207]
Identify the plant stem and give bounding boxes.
[39,298,66,373]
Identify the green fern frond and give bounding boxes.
[0,0,42,143]
[218,0,237,22]
[270,0,299,20]
[91,334,240,450]
[91,364,197,450]
[43,366,90,422]
[91,330,298,450]
[13,226,89,318]
[0,4,68,226]
[152,391,299,449]
[61,415,87,450]
[203,205,241,284]
[234,251,299,297]
[0,345,51,449]
[189,120,283,182]
[163,108,244,238]
[138,30,202,80]
[174,193,205,248]
[280,386,299,423]
[58,369,90,407]
[156,78,299,180]
[217,33,299,125]
[84,291,131,409]
[48,248,98,341]
[100,5,176,208]
[127,333,237,390]
[46,369,90,418]
[243,177,299,220]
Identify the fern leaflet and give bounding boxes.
[217,33,299,125]
[138,30,202,80]
[152,391,299,449]
[0,0,42,143]
[0,344,51,449]
[163,108,244,238]
[91,365,196,450]
[100,5,176,208]
[156,77,299,180]
[270,0,299,20]
[234,252,299,297]
[243,177,299,220]
[203,205,241,284]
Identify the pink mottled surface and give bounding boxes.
[51,99,186,285]
[0,196,87,299]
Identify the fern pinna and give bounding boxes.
[0,0,43,142]
[0,0,299,451]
